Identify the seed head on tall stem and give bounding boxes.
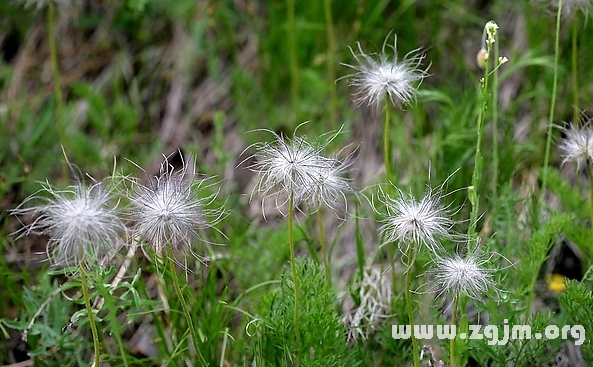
[341,33,430,110]
[374,181,460,258]
[244,123,352,218]
[11,178,126,270]
[125,153,226,260]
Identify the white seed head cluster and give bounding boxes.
[11,154,224,269]
[376,184,456,256]
[558,122,593,170]
[343,266,393,342]
[341,34,429,109]
[430,253,496,300]
[11,181,126,269]
[127,157,224,255]
[304,151,356,217]
[248,127,356,218]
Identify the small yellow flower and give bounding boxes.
[546,273,567,294]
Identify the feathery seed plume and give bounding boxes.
[558,120,593,170]
[343,266,393,342]
[11,180,126,269]
[126,154,225,257]
[341,33,429,109]
[429,251,498,301]
[246,124,349,218]
[375,182,458,257]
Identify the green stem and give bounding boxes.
[492,32,500,199]
[79,264,101,367]
[166,244,208,367]
[104,294,129,367]
[541,0,563,202]
[287,0,299,123]
[469,60,490,238]
[288,190,302,365]
[586,162,593,261]
[48,2,68,180]
[571,16,579,123]
[48,3,65,143]
[317,203,331,288]
[384,101,392,188]
[324,0,337,129]
[383,102,399,292]
[405,245,420,367]
[450,293,460,367]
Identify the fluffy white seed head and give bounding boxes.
[11,180,126,269]
[558,122,593,170]
[246,125,350,217]
[304,151,357,218]
[343,266,393,342]
[126,155,224,256]
[375,183,457,257]
[341,33,429,109]
[430,252,496,300]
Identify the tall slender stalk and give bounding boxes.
[317,202,331,288]
[324,0,337,128]
[571,17,579,124]
[541,0,563,201]
[449,293,460,367]
[104,295,129,367]
[79,264,101,367]
[288,190,302,365]
[165,243,208,367]
[492,32,500,199]
[383,103,399,293]
[383,101,392,188]
[469,22,495,238]
[586,163,593,259]
[405,245,420,367]
[287,0,299,123]
[47,3,66,147]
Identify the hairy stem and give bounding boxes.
[287,0,299,123]
[288,190,302,364]
[469,36,492,238]
[79,264,101,367]
[571,16,579,123]
[587,162,593,261]
[384,101,392,188]
[450,293,460,367]
[492,32,500,198]
[383,102,399,292]
[541,0,563,201]
[405,245,420,367]
[166,243,208,367]
[324,0,337,128]
[104,294,129,367]
[47,3,65,146]
[317,203,331,288]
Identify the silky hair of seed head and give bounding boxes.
[340,32,430,109]
[242,122,354,219]
[373,180,461,258]
[10,178,127,270]
[125,153,226,260]
[343,265,393,342]
[557,118,593,171]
